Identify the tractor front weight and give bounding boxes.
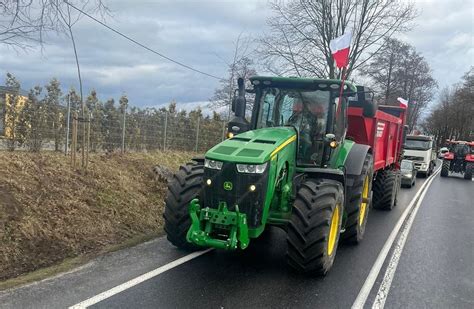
[186,199,250,250]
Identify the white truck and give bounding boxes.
[403,135,436,177]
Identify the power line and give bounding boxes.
[65,1,224,81]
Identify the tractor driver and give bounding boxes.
[286,93,327,165]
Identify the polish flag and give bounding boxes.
[330,32,352,68]
[397,97,408,108]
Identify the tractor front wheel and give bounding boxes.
[441,160,450,177]
[286,179,344,275]
[163,161,204,250]
[464,162,473,180]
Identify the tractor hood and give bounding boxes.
[205,127,297,164]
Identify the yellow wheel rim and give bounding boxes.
[327,205,340,256]
[359,175,370,226]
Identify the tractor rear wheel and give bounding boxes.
[163,161,204,250]
[464,162,473,180]
[341,154,373,244]
[372,169,399,211]
[286,179,344,275]
[441,160,450,177]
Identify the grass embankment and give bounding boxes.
[0,151,194,285]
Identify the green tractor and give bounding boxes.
[164,76,405,275]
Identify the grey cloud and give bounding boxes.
[0,0,471,109]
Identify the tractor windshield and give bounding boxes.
[255,88,331,165]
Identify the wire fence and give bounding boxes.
[0,107,228,154]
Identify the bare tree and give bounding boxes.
[0,1,49,48]
[0,1,108,49]
[258,0,416,79]
[361,38,437,131]
[209,34,257,119]
[423,68,474,145]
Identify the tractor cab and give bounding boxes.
[450,143,470,159]
[229,76,357,168]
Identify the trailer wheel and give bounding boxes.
[163,161,204,250]
[341,154,373,244]
[440,160,450,177]
[372,169,398,211]
[286,179,343,275]
[464,163,473,180]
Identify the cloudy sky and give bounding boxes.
[0,0,472,111]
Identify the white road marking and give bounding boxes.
[352,168,440,309]
[371,171,438,309]
[69,248,213,308]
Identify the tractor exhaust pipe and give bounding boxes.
[227,77,250,137]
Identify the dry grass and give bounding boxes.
[0,150,195,282]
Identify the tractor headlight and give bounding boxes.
[403,172,412,178]
[204,159,223,170]
[236,163,267,174]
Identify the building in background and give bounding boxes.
[0,86,29,138]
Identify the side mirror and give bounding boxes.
[227,77,250,136]
[234,78,246,117]
[363,99,377,118]
[231,89,238,112]
[231,97,236,113]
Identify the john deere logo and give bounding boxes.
[223,181,233,191]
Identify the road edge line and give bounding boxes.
[68,248,213,308]
[371,170,438,309]
[351,168,440,309]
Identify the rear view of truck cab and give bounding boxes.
[404,135,436,177]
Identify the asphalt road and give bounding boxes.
[1,166,472,309]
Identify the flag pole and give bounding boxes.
[336,66,347,116]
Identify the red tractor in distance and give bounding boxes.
[440,140,474,180]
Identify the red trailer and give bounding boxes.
[347,103,407,210]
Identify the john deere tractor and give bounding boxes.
[164,76,400,275]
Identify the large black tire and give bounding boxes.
[464,162,473,180]
[163,161,204,250]
[372,169,399,211]
[440,160,450,177]
[341,154,373,244]
[286,179,344,275]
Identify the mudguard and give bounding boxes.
[344,144,371,177]
[465,154,474,162]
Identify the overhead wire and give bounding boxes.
[64,1,225,81]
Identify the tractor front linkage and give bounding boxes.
[186,199,250,250]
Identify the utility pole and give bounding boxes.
[121,105,127,154]
[71,111,78,168]
[195,116,200,152]
[163,111,168,151]
[65,94,71,155]
[85,112,91,171]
